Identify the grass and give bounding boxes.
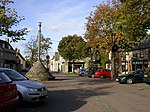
[66,72,78,76]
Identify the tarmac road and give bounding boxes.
[16,73,150,112]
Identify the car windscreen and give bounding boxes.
[3,70,27,81]
[0,72,12,84]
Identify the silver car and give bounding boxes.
[0,68,48,102]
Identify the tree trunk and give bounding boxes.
[118,52,122,74]
[111,51,115,80]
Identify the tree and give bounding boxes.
[0,0,28,42]
[116,0,150,72]
[24,37,38,66]
[58,34,89,61]
[118,0,150,43]
[40,36,52,55]
[84,0,122,79]
[24,36,52,66]
[84,0,150,79]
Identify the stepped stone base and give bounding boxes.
[26,61,55,81]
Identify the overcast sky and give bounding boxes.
[1,0,106,58]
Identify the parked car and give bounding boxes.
[87,67,98,78]
[118,70,145,84]
[78,68,86,76]
[94,69,118,78]
[78,68,90,77]
[143,70,150,84]
[0,71,19,112]
[0,68,48,102]
[115,71,135,82]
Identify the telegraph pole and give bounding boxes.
[38,22,42,61]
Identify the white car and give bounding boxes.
[0,68,48,102]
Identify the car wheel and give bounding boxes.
[127,78,133,84]
[91,75,94,78]
[115,78,119,82]
[100,75,104,79]
[81,73,84,77]
[18,92,23,104]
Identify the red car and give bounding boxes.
[94,69,118,78]
[0,72,19,112]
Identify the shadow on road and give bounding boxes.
[41,87,112,112]
[16,74,115,112]
[16,86,113,112]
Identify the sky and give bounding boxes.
[1,0,106,58]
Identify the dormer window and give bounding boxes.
[8,45,10,49]
[5,45,9,49]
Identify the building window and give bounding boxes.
[8,45,10,49]
[140,50,144,58]
[9,53,11,59]
[0,52,3,58]
[6,53,8,59]
[2,44,5,48]
[132,51,137,58]
[137,51,141,58]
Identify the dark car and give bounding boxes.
[118,70,145,84]
[87,67,98,78]
[84,68,91,77]
[115,71,135,82]
[143,70,150,84]
[0,71,19,112]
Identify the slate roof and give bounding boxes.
[133,37,150,50]
[0,39,15,53]
[0,39,14,50]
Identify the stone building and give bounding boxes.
[49,52,90,73]
[0,39,16,68]
[0,38,26,70]
[121,37,150,71]
[50,37,150,73]
[15,48,26,71]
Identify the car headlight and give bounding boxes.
[27,87,38,93]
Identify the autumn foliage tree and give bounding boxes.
[84,0,122,79]
[0,0,28,42]
[84,0,150,79]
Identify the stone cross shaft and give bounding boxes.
[38,22,42,61]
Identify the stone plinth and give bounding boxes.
[26,61,55,81]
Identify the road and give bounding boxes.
[16,73,150,112]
